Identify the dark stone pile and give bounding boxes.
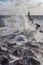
[0,32,42,65]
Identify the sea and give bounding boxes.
[31,15,43,30]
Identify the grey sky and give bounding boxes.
[0,0,43,15]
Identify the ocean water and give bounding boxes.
[0,15,43,27]
[0,15,43,36]
[31,15,43,30]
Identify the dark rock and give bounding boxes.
[23,57,40,65]
[16,36,24,42]
[23,49,37,58]
[39,30,43,33]
[35,23,40,30]
[12,57,40,65]
[0,55,9,65]
[28,57,40,65]
[12,47,24,57]
[14,59,28,65]
[7,42,17,47]
[23,41,39,48]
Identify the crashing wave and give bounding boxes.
[0,13,43,65]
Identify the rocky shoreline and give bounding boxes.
[0,13,43,65]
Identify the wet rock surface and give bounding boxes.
[0,32,43,65]
[0,14,43,65]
